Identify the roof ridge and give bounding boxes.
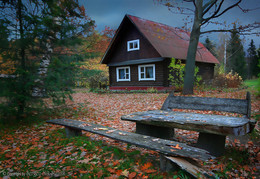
[126,14,187,33]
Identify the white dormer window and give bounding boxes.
[127,39,140,51]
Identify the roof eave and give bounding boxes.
[100,15,128,64]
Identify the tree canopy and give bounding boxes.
[0,0,95,123]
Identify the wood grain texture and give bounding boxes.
[121,110,250,136]
[165,95,249,115]
[47,119,214,161]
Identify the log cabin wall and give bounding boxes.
[196,62,215,81]
[106,19,161,64]
[109,61,168,87]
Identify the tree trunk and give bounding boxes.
[17,0,26,120]
[182,0,203,95]
[32,42,52,97]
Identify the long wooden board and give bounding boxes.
[47,119,214,161]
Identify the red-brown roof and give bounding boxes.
[127,15,219,64]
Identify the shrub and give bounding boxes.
[213,71,243,88]
[146,87,158,93]
[76,69,108,89]
[168,58,201,91]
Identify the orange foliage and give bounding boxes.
[0,56,16,74]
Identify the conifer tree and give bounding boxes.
[226,25,246,79]
[203,37,217,57]
[247,39,259,78]
[0,0,94,123]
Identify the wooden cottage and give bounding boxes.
[101,14,219,91]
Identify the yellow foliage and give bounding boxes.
[0,56,16,74]
[80,57,108,71]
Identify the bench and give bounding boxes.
[47,118,216,178]
[121,92,255,157]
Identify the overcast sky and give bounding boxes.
[81,0,260,49]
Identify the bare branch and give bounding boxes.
[202,0,217,15]
[201,22,260,35]
[201,29,233,34]
[202,0,225,25]
[202,0,242,25]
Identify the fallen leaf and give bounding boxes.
[144,169,157,173]
[118,132,127,136]
[121,169,129,177]
[78,159,90,164]
[34,162,44,168]
[141,162,152,170]
[115,169,122,176]
[128,172,136,179]
[106,130,115,134]
[171,144,182,150]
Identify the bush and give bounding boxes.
[168,58,201,91]
[88,72,108,89]
[213,71,243,88]
[76,69,108,89]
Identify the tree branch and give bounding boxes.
[201,22,260,35]
[203,0,242,25]
[200,29,233,34]
[202,0,225,25]
[202,0,217,15]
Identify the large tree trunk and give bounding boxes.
[182,0,203,95]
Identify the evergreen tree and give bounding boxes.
[247,39,259,78]
[203,37,217,57]
[226,25,246,79]
[0,0,94,124]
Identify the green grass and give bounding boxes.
[243,79,258,89]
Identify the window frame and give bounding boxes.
[127,39,140,51]
[116,66,131,82]
[138,64,155,81]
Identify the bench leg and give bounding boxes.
[160,154,179,172]
[65,127,82,138]
[196,132,226,157]
[136,123,174,140]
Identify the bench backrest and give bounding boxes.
[161,92,251,118]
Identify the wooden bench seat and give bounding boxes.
[47,118,214,161]
[121,92,255,156]
[47,118,218,177]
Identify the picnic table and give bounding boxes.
[121,92,255,156]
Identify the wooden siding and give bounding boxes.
[106,18,161,64]
[109,61,169,87]
[109,60,214,88]
[196,62,215,81]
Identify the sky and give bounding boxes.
[81,0,260,50]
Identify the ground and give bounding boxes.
[0,88,259,178]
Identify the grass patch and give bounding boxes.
[243,79,258,89]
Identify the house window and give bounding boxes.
[116,66,130,82]
[127,39,140,51]
[138,64,155,81]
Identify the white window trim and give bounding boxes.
[127,39,140,51]
[138,64,155,81]
[116,66,131,82]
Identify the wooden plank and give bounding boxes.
[47,119,215,161]
[165,156,217,179]
[166,96,248,115]
[121,110,250,136]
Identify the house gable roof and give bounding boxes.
[101,14,219,64]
